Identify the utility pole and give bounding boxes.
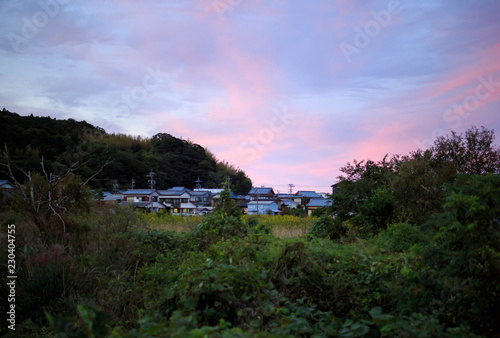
[288,183,295,207]
[226,175,231,191]
[49,173,59,184]
[195,176,202,190]
[112,180,119,194]
[256,190,259,215]
[131,177,136,189]
[146,169,156,212]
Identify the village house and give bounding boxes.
[275,193,300,209]
[306,198,332,216]
[157,186,198,215]
[0,180,15,203]
[248,187,275,200]
[247,200,281,215]
[122,189,157,203]
[121,189,165,210]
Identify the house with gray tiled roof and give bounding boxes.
[306,198,332,216]
[247,200,281,215]
[248,187,275,200]
[0,180,15,202]
[275,193,299,209]
[122,189,157,203]
[157,187,198,215]
[296,190,321,198]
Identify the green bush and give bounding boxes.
[357,187,396,235]
[309,215,347,240]
[421,174,500,335]
[378,222,426,252]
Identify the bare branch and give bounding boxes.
[83,157,114,186]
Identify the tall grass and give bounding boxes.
[242,215,317,238]
[140,212,203,232]
[141,213,317,238]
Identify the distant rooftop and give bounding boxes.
[249,187,274,195]
[306,198,332,207]
[122,189,155,195]
[296,191,321,198]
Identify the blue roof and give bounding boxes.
[122,189,155,195]
[157,188,189,196]
[275,194,296,198]
[297,191,321,198]
[306,198,332,207]
[249,187,274,195]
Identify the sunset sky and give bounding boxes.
[1,0,499,192]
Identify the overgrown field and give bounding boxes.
[1,177,499,337]
[1,127,500,336]
[143,213,316,238]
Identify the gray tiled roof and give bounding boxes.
[297,191,321,198]
[249,187,274,195]
[247,200,276,205]
[306,198,332,207]
[157,188,189,196]
[122,189,155,195]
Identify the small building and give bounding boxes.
[248,187,275,201]
[0,180,15,203]
[122,189,157,203]
[189,190,212,207]
[157,187,198,215]
[331,182,340,195]
[296,190,321,198]
[247,200,281,215]
[275,193,299,209]
[306,198,332,216]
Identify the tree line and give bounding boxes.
[0,108,252,194]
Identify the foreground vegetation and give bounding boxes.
[1,126,499,336]
[1,176,499,336]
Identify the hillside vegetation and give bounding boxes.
[0,109,252,194]
[0,124,499,337]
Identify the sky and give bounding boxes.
[1,0,500,193]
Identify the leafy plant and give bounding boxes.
[309,215,347,240]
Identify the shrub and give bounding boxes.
[357,187,396,235]
[422,174,500,335]
[378,222,426,252]
[309,215,347,240]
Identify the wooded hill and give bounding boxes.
[0,109,252,194]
